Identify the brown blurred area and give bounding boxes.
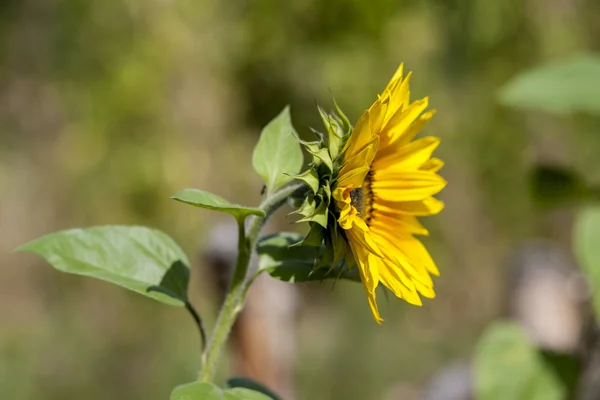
[1,0,600,399]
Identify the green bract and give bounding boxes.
[257,232,359,283]
[284,99,358,280]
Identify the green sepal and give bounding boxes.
[317,105,343,160]
[290,194,316,218]
[296,196,328,228]
[329,215,348,269]
[314,236,334,270]
[308,127,326,145]
[321,183,331,202]
[257,232,359,283]
[292,132,321,152]
[331,95,352,135]
[307,147,333,172]
[289,168,320,194]
[293,222,325,247]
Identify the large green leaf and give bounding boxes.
[499,54,600,114]
[574,206,600,319]
[252,106,303,195]
[257,232,359,283]
[17,226,190,306]
[170,382,272,400]
[172,189,264,219]
[474,322,567,400]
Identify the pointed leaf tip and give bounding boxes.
[171,188,264,219]
[252,106,304,195]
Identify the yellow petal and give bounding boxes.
[414,279,436,298]
[372,171,446,202]
[342,107,374,159]
[337,135,379,187]
[373,136,440,172]
[370,212,429,236]
[420,157,444,173]
[369,228,434,286]
[378,258,422,306]
[347,226,384,258]
[373,197,445,216]
[372,227,440,277]
[383,71,412,126]
[394,109,436,147]
[383,63,404,94]
[379,97,429,148]
[349,241,383,324]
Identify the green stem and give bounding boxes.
[198,182,305,382]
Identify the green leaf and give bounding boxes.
[257,232,359,283]
[171,382,272,400]
[252,106,303,194]
[499,54,600,115]
[172,189,264,220]
[147,260,189,302]
[531,165,590,209]
[575,206,600,319]
[226,378,282,400]
[474,322,567,400]
[17,226,191,306]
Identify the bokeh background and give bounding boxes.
[2,0,600,399]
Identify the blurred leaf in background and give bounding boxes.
[530,164,595,209]
[474,322,569,400]
[171,382,272,400]
[574,206,600,320]
[499,54,600,115]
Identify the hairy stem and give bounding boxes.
[198,182,305,382]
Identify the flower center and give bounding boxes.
[350,170,374,224]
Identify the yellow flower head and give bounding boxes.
[332,64,446,323]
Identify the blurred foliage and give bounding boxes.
[171,381,271,400]
[2,0,600,399]
[574,206,600,320]
[499,54,600,115]
[474,322,571,400]
[530,165,594,209]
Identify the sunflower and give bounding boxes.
[332,64,446,323]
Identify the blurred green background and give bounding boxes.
[2,0,600,399]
